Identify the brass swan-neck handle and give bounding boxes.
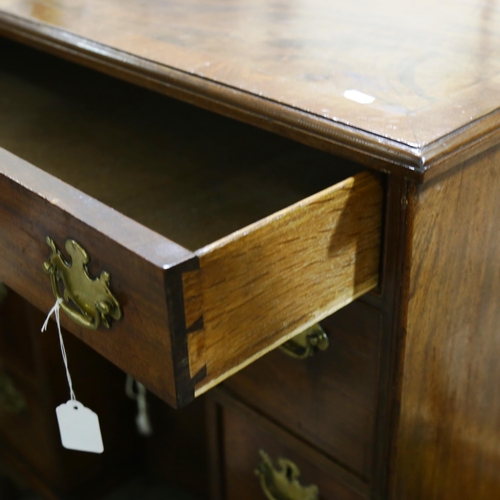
[255,450,319,500]
[279,323,329,360]
[43,237,122,330]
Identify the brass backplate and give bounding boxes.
[279,323,329,359]
[43,237,122,330]
[255,450,319,500]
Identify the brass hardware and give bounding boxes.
[255,450,319,500]
[279,323,329,359]
[43,237,122,330]
[0,371,26,415]
[0,282,7,305]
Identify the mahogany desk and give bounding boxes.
[0,1,499,499]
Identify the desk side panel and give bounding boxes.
[394,144,500,499]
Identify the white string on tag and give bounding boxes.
[41,298,104,453]
[126,374,153,436]
[41,298,76,401]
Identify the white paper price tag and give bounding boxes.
[56,400,104,454]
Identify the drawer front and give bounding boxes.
[222,403,367,500]
[0,368,60,485]
[224,300,381,478]
[0,147,382,408]
[0,149,191,407]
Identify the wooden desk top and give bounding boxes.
[0,0,499,179]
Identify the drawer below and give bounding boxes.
[225,300,381,478]
[219,397,368,500]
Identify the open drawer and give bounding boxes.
[0,39,383,407]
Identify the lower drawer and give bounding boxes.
[224,300,381,478]
[220,400,368,500]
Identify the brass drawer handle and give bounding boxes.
[43,237,122,330]
[0,371,26,415]
[255,450,319,500]
[279,324,329,359]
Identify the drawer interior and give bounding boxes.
[0,37,382,407]
[0,37,362,251]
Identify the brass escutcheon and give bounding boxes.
[43,237,122,330]
[279,323,329,359]
[255,450,319,500]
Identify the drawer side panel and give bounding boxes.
[191,171,383,395]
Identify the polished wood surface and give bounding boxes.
[1,1,499,177]
[0,147,183,406]
[215,390,368,500]
[394,144,500,499]
[144,396,209,497]
[0,39,360,251]
[224,301,382,479]
[0,39,381,407]
[0,144,381,407]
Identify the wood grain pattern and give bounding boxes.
[0,39,381,407]
[393,144,500,499]
[206,397,225,500]
[224,300,382,479]
[217,391,368,500]
[191,171,383,396]
[370,175,412,499]
[0,1,499,178]
[0,38,361,250]
[0,288,141,499]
